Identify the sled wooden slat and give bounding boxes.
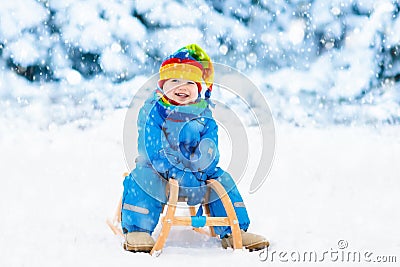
[206,179,242,249]
[188,206,214,236]
[151,178,179,254]
[167,216,231,226]
[106,173,128,238]
[106,196,124,237]
[106,217,124,237]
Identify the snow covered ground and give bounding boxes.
[1,110,399,266]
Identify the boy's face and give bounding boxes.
[162,78,199,105]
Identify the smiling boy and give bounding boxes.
[121,44,269,252]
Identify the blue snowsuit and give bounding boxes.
[121,92,250,237]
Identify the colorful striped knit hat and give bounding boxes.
[158,44,214,99]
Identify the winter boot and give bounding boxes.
[221,230,269,251]
[124,232,155,252]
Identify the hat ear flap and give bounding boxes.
[158,80,165,89]
[195,82,202,93]
[202,62,214,93]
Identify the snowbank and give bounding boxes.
[1,110,399,266]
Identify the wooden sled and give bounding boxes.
[150,178,243,255]
[107,175,243,255]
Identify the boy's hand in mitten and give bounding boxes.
[179,120,202,157]
[190,138,218,172]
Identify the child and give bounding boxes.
[121,44,268,252]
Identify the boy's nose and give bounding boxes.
[176,84,189,91]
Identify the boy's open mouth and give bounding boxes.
[175,92,189,97]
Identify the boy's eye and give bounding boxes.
[187,81,195,85]
[171,79,179,82]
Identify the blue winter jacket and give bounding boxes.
[136,92,223,191]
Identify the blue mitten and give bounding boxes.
[179,120,202,158]
[190,138,218,172]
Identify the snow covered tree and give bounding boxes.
[0,0,399,126]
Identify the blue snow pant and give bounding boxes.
[121,164,250,238]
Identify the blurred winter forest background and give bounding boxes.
[1,0,400,128]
